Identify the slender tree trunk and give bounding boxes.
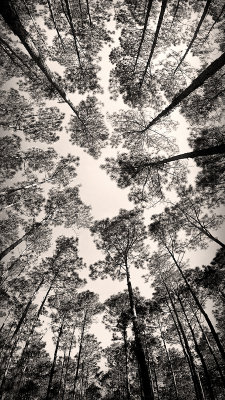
[133,0,153,72]
[125,258,154,400]
[174,0,212,72]
[202,4,225,44]
[46,316,65,400]
[72,311,87,399]
[157,317,179,400]
[0,221,43,261]
[11,277,44,340]
[141,144,225,168]
[177,293,215,400]
[188,299,225,388]
[167,248,225,362]
[46,0,65,50]
[61,323,76,400]
[164,286,204,400]
[122,326,131,400]
[64,0,83,70]
[85,0,92,26]
[0,0,82,120]
[57,350,67,398]
[170,0,180,27]
[139,0,168,88]
[78,0,84,27]
[139,51,225,132]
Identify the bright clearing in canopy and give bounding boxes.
[0,0,225,399]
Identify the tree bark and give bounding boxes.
[46,316,65,400]
[139,51,225,132]
[202,4,225,44]
[122,325,131,400]
[139,0,168,88]
[174,0,212,72]
[125,258,154,400]
[177,293,215,400]
[46,0,65,50]
[157,317,179,400]
[0,0,82,120]
[167,248,225,362]
[0,221,42,261]
[64,0,83,70]
[133,0,153,72]
[72,310,87,399]
[61,323,76,400]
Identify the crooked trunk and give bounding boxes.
[125,259,154,400]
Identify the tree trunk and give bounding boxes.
[122,326,131,400]
[157,317,179,400]
[139,51,225,132]
[46,0,65,50]
[46,316,65,400]
[202,4,225,44]
[174,0,212,72]
[164,285,204,400]
[86,0,92,27]
[125,259,154,400]
[11,277,44,340]
[188,298,225,388]
[139,0,168,88]
[61,323,76,400]
[170,0,180,27]
[177,293,215,400]
[167,248,225,362]
[64,0,83,70]
[0,0,82,120]
[72,311,87,399]
[133,0,153,72]
[142,143,225,168]
[0,221,42,261]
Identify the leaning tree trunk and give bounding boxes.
[64,0,83,70]
[177,293,215,400]
[164,283,204,400]
[0,0,83,120]
[133,0,153,72]
[125,258,154,400]
[122,325,131,400]
[139,51,225,132]
[61,323,76,400]
[46,0,65,50]
[157,317,179,400]
[166,248,225,362]
[46,316,65,400]
[170,0,181,27]
[72,310,87,399]
[174,0,212,72]
[0,220,43,261]
[140,0,168,88]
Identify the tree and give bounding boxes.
[90,208,154,400]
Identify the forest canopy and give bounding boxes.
[0,0,225,399]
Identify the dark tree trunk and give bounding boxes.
[141,144,225,168]
[125,259,154,400]
[157,317,179,400]
[202,4,225,44]
[174,0,212,72]
[72,311,87,399]
[164,285,204,400]
[46,316,65,400]
[64,0,83,70]
[188,298,225,388]
[167,249,225,362]
[46,0,65,50]
[122,326,131,400]
[170,0,181,27]
[0,221,42,261]
[0,0,82,120]
[139,0,168,88]
[140,52,225,132]
[61,323,76,400]
[133,0,153,72]
[86,0,92,26]
[177,294,215,400]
